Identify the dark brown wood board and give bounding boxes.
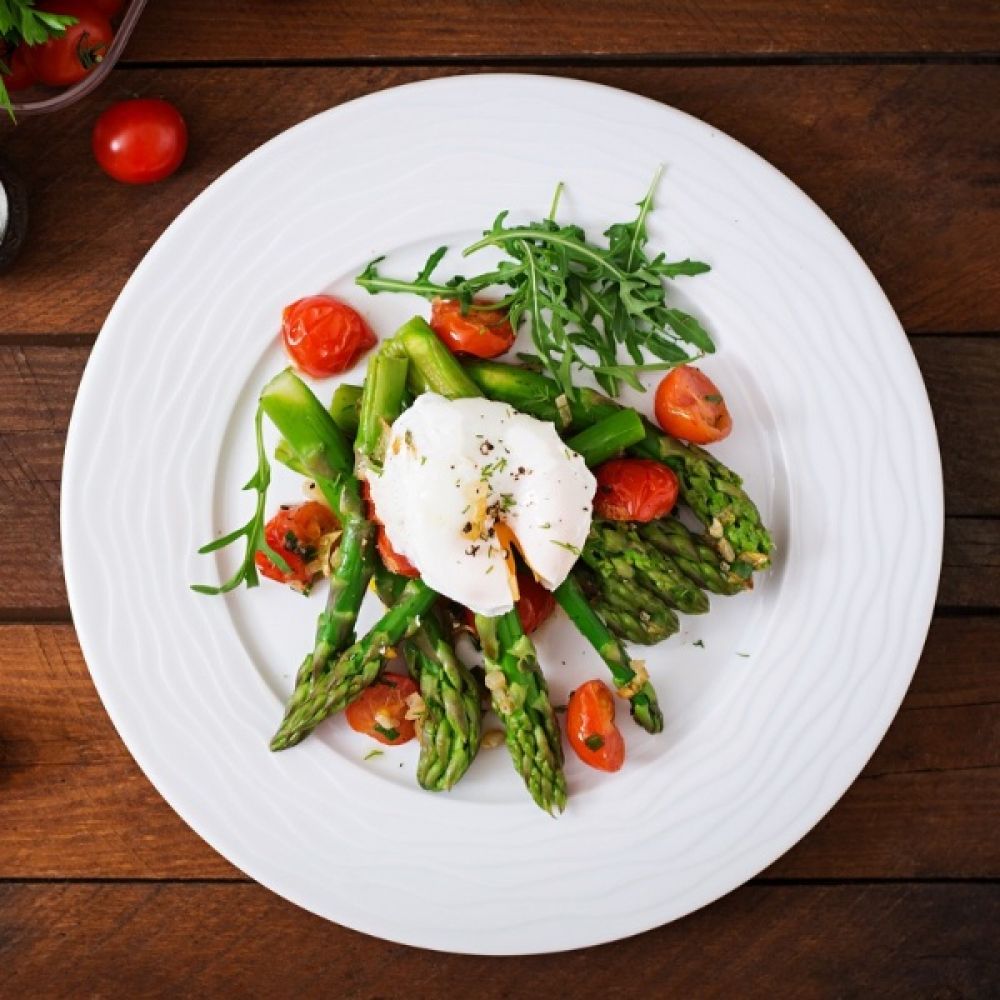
[1,0,998,985]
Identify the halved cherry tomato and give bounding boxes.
[566,679,625,772]
[463,563,556,636]
[361,481,420,578]
[254,500,337,591]
[429,298,515,359]
[92,98,188,185]
[654,365,732,445]
[593,458,679,522]
[346,673,419,745]
[24,1,113,88]
[1,47,35,92]
[376,525,420,578]
[281,295,377,378]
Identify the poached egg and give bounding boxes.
[367,394,596,616]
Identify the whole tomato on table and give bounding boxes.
[92,98,188,185]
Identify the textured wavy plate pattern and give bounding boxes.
[61,75,942,954]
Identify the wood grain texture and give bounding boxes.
[0,339,993,614]
[1,617,996,879]
[124,0,1000,60]
[1,882,997,996]
[1,64,998,337]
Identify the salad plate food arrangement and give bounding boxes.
[62,75,941,953]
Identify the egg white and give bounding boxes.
[367,394,596,616]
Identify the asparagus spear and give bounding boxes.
[638,518,751,595]
[372,568,482,792]
[564,409,645,467]
[271,579,439,750]
[554,576,663,733]
[329,382,363,437]
[260,370,376,674]
[572,565,679,644]
[584,521,710,615]
[475,610,567,815]
[463,359,773,572]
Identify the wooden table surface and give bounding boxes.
[2,1,998,994]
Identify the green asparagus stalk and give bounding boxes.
[554,576,663,733]
[356,354,409,465]
[271,579,439,750]
[260,370,376,670]
[463,359,772,572]
[583,521,710,615]
[564,409,645,467]
[329,383,363,437]
[570,564,679,643]
[638,518,751,595]
[371,563,482,791]
[475,610,567,815]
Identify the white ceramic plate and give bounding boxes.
[62,74,942,954]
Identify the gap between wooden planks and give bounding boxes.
[0,616,997,880]
[1,339,997,614]
[121,0,1000,60]
[1,64,998,336]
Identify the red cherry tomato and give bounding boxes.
[281,295,377,378]
[463,564,556,636]
[92,98,187,185]
[593,458,679,522]
[429,298,516,359]
[24,1,113,87]
[566,679,625,772]
[361,481,420,578]
[254,501,337,592]
[654,365,733,445]
[1,47,35,92]
[346,673,419,745]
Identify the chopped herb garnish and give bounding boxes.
[539,522,552,530]
[584,734,605,751]
[373,722,399,741]
[692,639,705,648]
[704,394,723,404]
[364,749,384,761]
[736,652,750,658]
[551,540,581,555]
[485,565,495,574]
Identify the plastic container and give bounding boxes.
[9,0,148,116]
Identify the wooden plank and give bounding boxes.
[1,617,996,879]
[0,338,995,613]
[0,882,996,995]
[1,64,997,337]
[124,0,1000,60]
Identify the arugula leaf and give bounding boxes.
[356,172,712,398]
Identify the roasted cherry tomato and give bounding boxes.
[24,1,113,87]
[463,564,556,636]
[1,47,35,92]
[429,297,516,359]
[566,679,625,772]
[593,458,679,522]
[361,481,420,578]
[376,525,420,578]
[654,365,732,445]
[254,500,337,591]
[346,673,419,745]
[281,295,377,378]
[92,98,187,185]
